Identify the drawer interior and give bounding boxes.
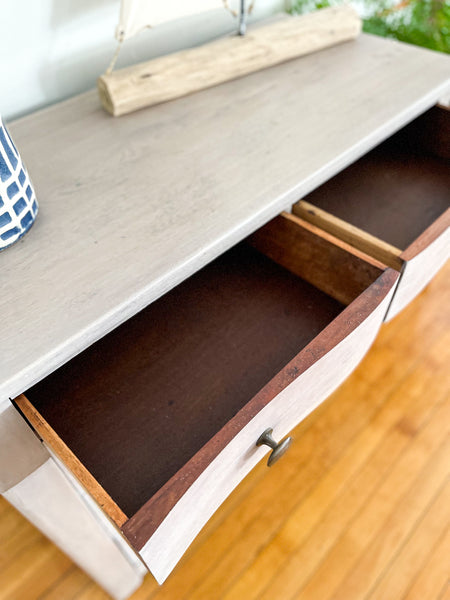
[293,106,450,267]
[18,214,384,523]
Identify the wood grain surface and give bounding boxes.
[98,7,361,116]
[1,261,448,600]
[2,34,449,408]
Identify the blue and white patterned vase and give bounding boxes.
[0,115,38,250]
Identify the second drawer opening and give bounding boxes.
[293,106,450,269]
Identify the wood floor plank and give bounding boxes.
[401,526,450,600]
[257,387,450,600]
[39,566,92,600]
[0,537,72,600]
[0,523,42,572]
[0,497,11,516]
[55,573,158,600]
[334,473,450,600]
[0,502,43,570]
[73,585,111,600]
[0,501,29,540]
[219,336,450,600]
[291,413,450,600]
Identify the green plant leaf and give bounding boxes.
[289,0,450,53]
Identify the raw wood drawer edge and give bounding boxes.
[401,208,450,262]
[292,200,404,271]
[14,394,128,528]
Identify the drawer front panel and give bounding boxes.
[386,222,450,321]
[136,276,396,583]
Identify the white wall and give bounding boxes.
[0,0,285,121]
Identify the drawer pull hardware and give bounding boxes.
[256,428,292,467]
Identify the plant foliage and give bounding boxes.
[290,0,450,53]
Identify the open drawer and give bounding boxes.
[15,213,398,583]
[293,105,450,321]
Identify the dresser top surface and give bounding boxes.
[1,33,449,404]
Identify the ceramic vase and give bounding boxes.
[0,115,38,250]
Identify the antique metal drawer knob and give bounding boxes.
[256,428,292,467]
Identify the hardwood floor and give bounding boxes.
[1,262,449,600]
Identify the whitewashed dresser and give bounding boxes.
[1,33,449,599]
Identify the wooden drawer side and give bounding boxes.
[249,212,386,305]
[14,394,128,528]
[292,200,403,271]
